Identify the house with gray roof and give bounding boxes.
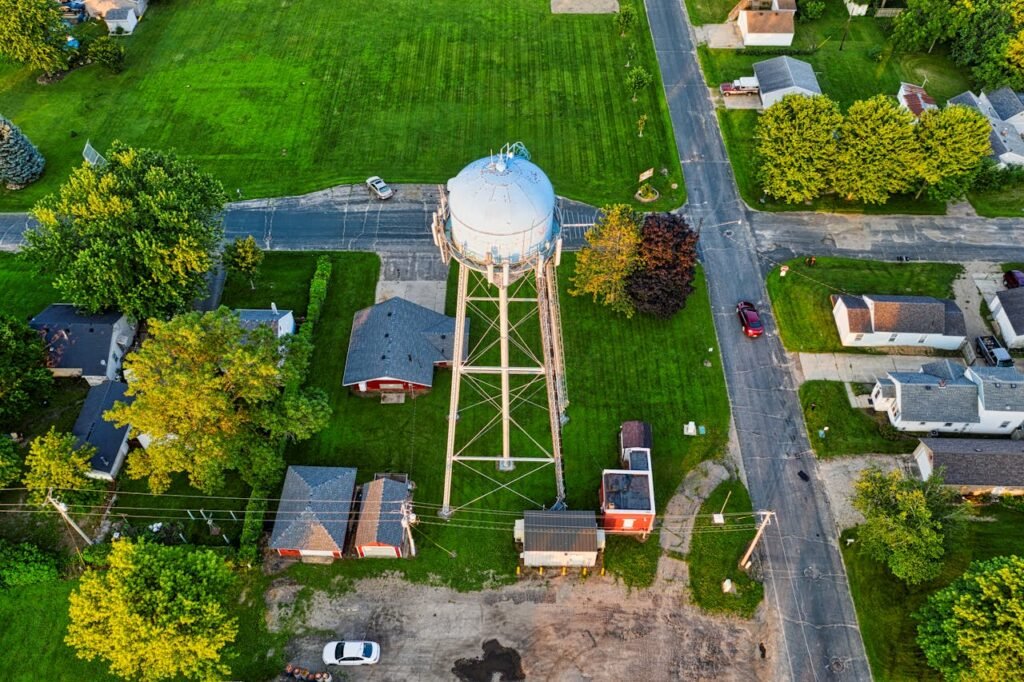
[342,297,468,397]
[515,510,605,568]
[947,88,1024,166]
[988,287,1024,349]
[871,360,1024,434]
[72,381,133,481]
[353,476,413,558]
[752,56,820,108]
[831,294,966,350]
[269,466,357,562]
[915,438,1024,496]
[236,304,295,338]
[29,304,136,386]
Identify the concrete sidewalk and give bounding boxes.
[798,352,940,383]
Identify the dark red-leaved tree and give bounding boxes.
[625,213,699,319]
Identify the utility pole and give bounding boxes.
[47,488,93,546]
[738,510,774,570]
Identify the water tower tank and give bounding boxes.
[445,148,560,276]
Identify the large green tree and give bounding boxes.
[852,467,964,585]
[66,539,239,681]
[0,116,46,188]
[222,235,264,290]
[106,308,329,493]
[0,314,52,429]
[755,94,842,204]
[831,96,922,205]
[915,555,1024,681]
[915,105,994,201]
[22,427,99,505]
[0,0,70,75]
[570,204,642,318]
[25,143,226,322]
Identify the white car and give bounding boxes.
[366,176,394,200]
[322,640,381,666]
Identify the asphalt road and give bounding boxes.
[645,0,871,679]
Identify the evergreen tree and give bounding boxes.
[0,116,45,189]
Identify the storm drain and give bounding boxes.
[452,639,525,682]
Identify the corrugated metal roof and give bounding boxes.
[523,510,598,553]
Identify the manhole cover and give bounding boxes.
[803,565,822,580]
[828,657,849,673]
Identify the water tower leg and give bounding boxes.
[497,278,515,471]
[440,263,469,517]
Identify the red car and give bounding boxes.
[737,301,764,338]
[1004,270,1024,289]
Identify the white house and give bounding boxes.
[831,294,966,350]
[948,89,1024,167]
[29,304,136,386]
[871,360,1024,434]
[915,438,1024,496]
[990,288,1024,349]
[85,0,146,19]
[515,510,605,568]
[896,83,937,118]
[236,305,295,338]
[752,56,820,109]
[104,7,138,34]
[734,0,796,47]
[73,381,133,481]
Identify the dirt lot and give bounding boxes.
[267,569,774,682]
[817,455,917,531]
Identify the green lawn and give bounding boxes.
[800,381,916,457]
[969,185,1024,218]
[843,502,1024,681]
[219,251,728,590]
[765,256,963,353]
[684,0,739,25]
[687,479,763,616]
[0,253,59,321]
[699,0,982,215]
[0,0,683,212]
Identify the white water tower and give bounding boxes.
[432,143,568,517]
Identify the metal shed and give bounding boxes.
[515,510,604,568]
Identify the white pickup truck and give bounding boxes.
[719,77,759,96]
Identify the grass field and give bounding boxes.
[684,0,739,25]
[687,479,763,616]
[800,381,917,457]
[698,0,986,215]
[843,501,1024,681]
[0,253,59,321]
[218,251,730,590]
[969,184,1024,218]
[0,0,683,211]
[765,257,963,353]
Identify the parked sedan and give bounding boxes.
[1004,270,1024,289]
[323,640,381,666]
[366,176,394,200]
[737,301,764,338]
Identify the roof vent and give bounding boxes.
[381,354,386,360]
[387,311,393,317]
[384,333,389,338]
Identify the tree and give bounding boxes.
[852,467,964,585]
[915,105,993,201]
[625,213,699,318]
[570,204,643,318]
[88,36,126,74]
[222,235,264,290]
[0,436,20,488]
[616,5,638,36]
[893,0,956,53]
[25,142,226,322]
[0,0,70,75]
[755,94,842,204]
[106,308,330,494]
[0,116,45,189]
[915,555,1024,681]
[797,0,825,21]
[831,96,922,204]
[22,427,98,505]
[66,539,238,681]
[0,314,52,429]
[626,66,652,102]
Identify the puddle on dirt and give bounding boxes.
[452,639,525,682]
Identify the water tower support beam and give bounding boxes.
[440,262,469,519]
[498,270,513,470]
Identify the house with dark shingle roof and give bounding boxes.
[915,438,1024,496]
[947,88,1024,167]
[342,297,468,397]
[269,466,357,562]
[72,380,133,481]
[235,304,295,338]
[515,510,604,568]
[831,294,966,350]
[752,56,819,108]
[989,287,1024,349]
[29,304,136,386]
[353,476,413,558]
[871,360,1024,434]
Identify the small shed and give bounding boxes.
[353,477,413,558]
[515,510,604,568]
[73,380,133,481]
[105,7,138,34]
[269,466,357,562]
[753,56,821,109]
[600,469,656,535]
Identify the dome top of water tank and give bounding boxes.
[445,144,559,269]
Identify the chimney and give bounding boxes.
[271,302,278,313]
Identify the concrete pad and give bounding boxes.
[375,250,449,313]
[695,23,744,48]
[953,262,1001,338]
[375,280,447,314]
[551,0,618,13]
[797,352,942,383]
[722,93,762,110]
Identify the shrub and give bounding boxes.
[0,436,20,487]
[88,36,125,74]
[798,0,825,21]
[0,539,60,588]
[238,489,268,565]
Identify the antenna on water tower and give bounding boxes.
[431,143,568,518]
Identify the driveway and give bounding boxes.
[797,353,946,383]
